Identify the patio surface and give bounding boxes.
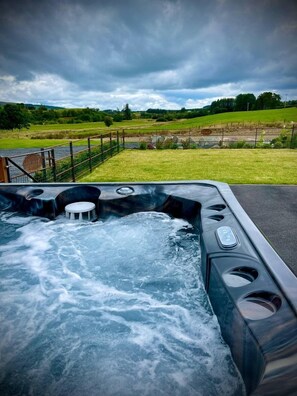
[231,185,297,277]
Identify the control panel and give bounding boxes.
[216,226,238,249]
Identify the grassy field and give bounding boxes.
[0,118,153,137]
[25,118,152,132]
[149,108,297,131]
[1,107,296,151]
[0,138,70,149]
[80,149,297,184]
[0,138,104,149]
[0,108,296,141]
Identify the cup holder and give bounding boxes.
[237,291,282,320]
[26,189,44,200]
[208,215,224,222]
[207,204,226,211]
[223,267,258,287]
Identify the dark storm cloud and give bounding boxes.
[0,0,296,107]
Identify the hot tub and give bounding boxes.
[0,181,296,395]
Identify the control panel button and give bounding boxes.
[216,226,238,248]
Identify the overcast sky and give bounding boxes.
[0,0,296,110]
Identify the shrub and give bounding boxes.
[139,141,147,150]
[279,129,289,145]
[104,116,113,127]
[289,133,297,148]
[229,140,247,148]
[273,141,283,149]
[237,140,247,148]
[271,129,297,148]
[163,138,175,149]
[155,136,165,149]
[181,137,196,149]
[181,139,190,149]
[256,130,267,148]
[156,140,163,149]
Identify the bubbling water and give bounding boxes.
[0,211,245,396]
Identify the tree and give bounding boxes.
[0,104,31,130]
[0,108,8,129]
[235,93,256,111]
[123,103,132,120]
[256,92,281,110]
[210,98,235,114]
[113,111,123,122]
[104,116,113,127]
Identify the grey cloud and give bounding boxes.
[0,0,296,107]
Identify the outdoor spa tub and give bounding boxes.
[0,181,296,396]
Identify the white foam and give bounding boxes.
[0,211,246,395]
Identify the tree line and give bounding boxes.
[0,103,132,130]
[209,92,289,114]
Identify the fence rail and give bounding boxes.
[129,124,296,149]
[0,131,125,183]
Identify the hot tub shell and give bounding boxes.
[0,181,296,395]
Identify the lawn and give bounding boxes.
[80,149,297,184]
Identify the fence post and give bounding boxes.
[109,133,113,157]
[117,130,120,153]
[290,124,295,148]
[69,142,75,182]
[88,137,92,173]
[221,129,224,147]
[122,130,125,149]
[51,148,57,182]
[254,128,258,148]
[40,148,47,181]
[0,157,10,183]
[101,134,104,163]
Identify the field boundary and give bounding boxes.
[127,124,297,149]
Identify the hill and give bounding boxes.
[152,108,297,131]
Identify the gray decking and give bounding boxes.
[231,185,297,277]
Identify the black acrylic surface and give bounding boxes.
[0,181,296,395]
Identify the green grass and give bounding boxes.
[2,119,153,133]
[1,108,296,139]
[126,108,297,134]
[80,149,297,184]
[156,108,297,130]
[30,118,152,132]
[0,137,108,149]
[0,138,70,149]
[29,108,296,133]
